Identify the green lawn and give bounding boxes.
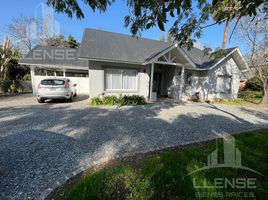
[211,89,267,107]
[56,130,268,200]
[211,98,268,108]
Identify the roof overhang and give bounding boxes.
[192,48,250,71]
[142,45,177,65]
[18,62,88,70]
[142,43,197,69]
[79,57,143,65]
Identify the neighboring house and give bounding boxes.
[19,28,250,101]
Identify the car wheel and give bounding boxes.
[37,98,45,103]
[68,94,74,102]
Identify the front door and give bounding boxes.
[153,73,162,95]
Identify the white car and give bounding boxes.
[37,78,77,103]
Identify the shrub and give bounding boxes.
[119,95,146,106]
[244,76,263,91]
[8,83,18,93]
[238,89,262,100]
[23,73,31,81]
[90,97,103,105]
[103,95,119,105]
[89,95,146,106]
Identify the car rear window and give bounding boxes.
[41,79,65,85]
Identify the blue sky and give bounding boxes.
[0,0,244,53]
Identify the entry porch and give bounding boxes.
[148,46,198,101]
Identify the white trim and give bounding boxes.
[154,61,184,67]
[185,48,248,71]
[170,55,177,62]
[205,48,237,71]
[179,67,185,100]
[30,66,35,94]
[149,63,155,101]
[163,55,169,62]
[236,48,249,69]
[177,48,197,69]
[79,57,142,65]
[143,45,176,65]
[18,63,88,70]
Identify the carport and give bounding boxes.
[19,46,89,95]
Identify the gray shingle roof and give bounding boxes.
[182,47,237,69]
[20,28,240,71]
[78,28,172,63]
[19,46,88,68]
[78,28,237,69]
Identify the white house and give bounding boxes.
[19,28,250,101]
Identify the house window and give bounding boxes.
[65,70,88,77]
[105,69,137,90]
[216,75,231,93]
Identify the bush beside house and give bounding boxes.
[90,95,146,106]
[238,76,263,103]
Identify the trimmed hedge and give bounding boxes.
[90,95,146,106]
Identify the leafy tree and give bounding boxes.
[46,35,65,47]
[0,39,12,81]
[0,38,18,80]
[211,0,242,49]
[65,35,80,48]
[46,0,267,48]
[7,61,29,81]
[235,16,268,104]
[167,31,173,43]
[46,34,79,48]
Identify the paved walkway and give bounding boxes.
[0,95,268,199]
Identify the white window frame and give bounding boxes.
[216,75,232,93]
[105,68,138,91]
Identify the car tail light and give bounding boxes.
[64,82,70,88]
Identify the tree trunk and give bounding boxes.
[221,19,230,49]
[260,84,268,105]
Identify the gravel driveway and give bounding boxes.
[1,94,268,200]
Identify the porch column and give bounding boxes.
[179,67,185,100]
[149,63,155,101]
[63,68,66,77]
[30,66,35,94]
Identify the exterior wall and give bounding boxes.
[88,61,150,99]
[168,66,181,99]
[33,75,90,94]
[207,58,241,99]
[182,69,206,100]
[181,58,241,100]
